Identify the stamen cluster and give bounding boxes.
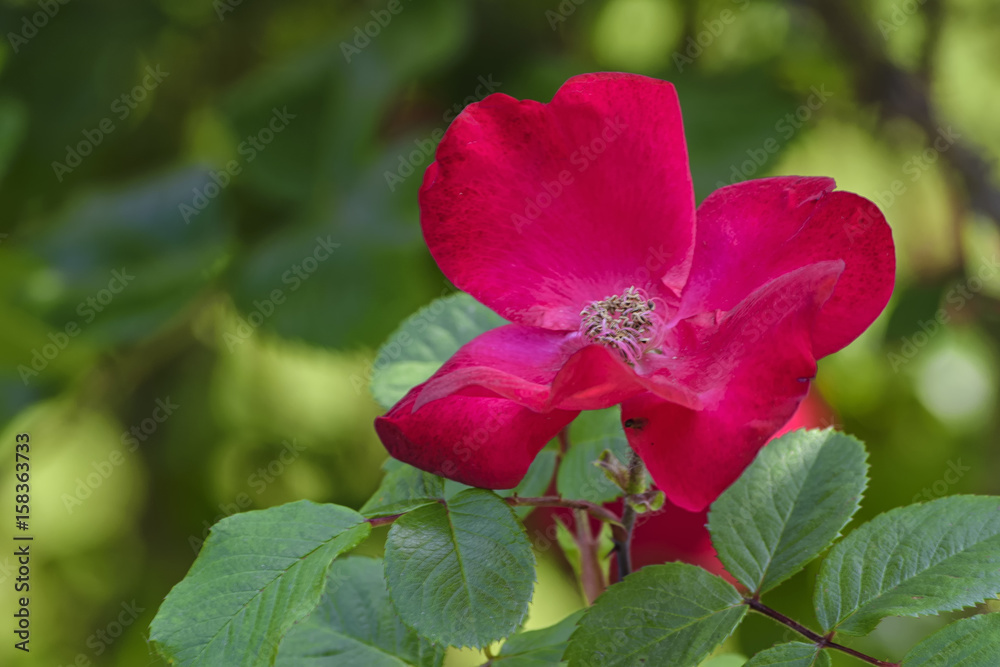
[580,286,657,364]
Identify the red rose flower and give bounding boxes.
[375,72,894,511]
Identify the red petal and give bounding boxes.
[412,324,702,414]
[375,388,576,489]
[421,73,695,330]
[412,325,577,412]
[630,501,728,580]
[678,176,895,357]
[773,386,837,438]
[623,262,842,511]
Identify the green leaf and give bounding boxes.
[815,495,1000,635]
[361,459,445,518]
[275,557,444,667]
[744,643,830,667]
[493,611,584,666]
[708,429,868,594]
[384,489,535,648]
[557,408,631,503]
[29,168,232,347]
[565,563,747,667]
[370,293,506,409]
[150,501,371,666]
[901,613,1000,666]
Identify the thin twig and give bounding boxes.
[574,508,606,605]
[746,598,900,666]
[505,496,623,526]
[367,513,405,527]
[917,0,944,82]
[614,450,645,580]
[367,495,623,527]
[557,427,570,459]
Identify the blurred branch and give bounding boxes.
[918,0,944,81]
[797,0,1000,226]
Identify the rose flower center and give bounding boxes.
[580,286,659,365]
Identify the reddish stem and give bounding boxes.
[745,598,900,666]
[367,496,623,527]
[574,508,606,604]
[505,495,622,525]
[367,513,405,527]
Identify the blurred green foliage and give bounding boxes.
[1,0,999,665]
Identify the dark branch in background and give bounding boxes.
[746,598,900,667]
[917,0,944,82]
[796,0,1000,226]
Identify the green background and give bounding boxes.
[1,0,999,664]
